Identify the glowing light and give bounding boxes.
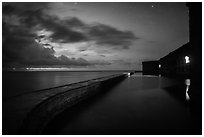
[159,64,161,68]
[151,5,154,8]
[185,56,190,64]
[123,72,131,77]
[25,67,72,71]
[128,73,130,77]
[185,79,190,86]
[185,79,190,101]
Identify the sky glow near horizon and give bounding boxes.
[3,2,189,70]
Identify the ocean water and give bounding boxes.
[3,71,125,100]
[44,74,195,134]
[3,72,201,134]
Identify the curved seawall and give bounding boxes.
[3,73,129,134]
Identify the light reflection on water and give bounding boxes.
[185,79,191,101]
[47,74,191,135]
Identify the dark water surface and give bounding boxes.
[3,71,124,100]
[44,74,198,135]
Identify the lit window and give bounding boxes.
[185,56,190,64]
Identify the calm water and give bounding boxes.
[3,71,124,100]
[44,74,196,134]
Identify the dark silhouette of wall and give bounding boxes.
[142,3,202,134]
[142,61,159,75]
[186,3,202,134]
[142,3,202,79]
[159,42,191,77]
[142,42,192,77]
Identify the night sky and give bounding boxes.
[2,2,189,70]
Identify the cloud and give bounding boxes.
[3,3,138,46]
[49,24,88,43]
[89,60,112,66]
[2,2,138,68]
[112,59,134,66]
[77,44,92,52]
[100,54,106,57]
[3,3,88,43]
[2,23,109,68]
[69,8,80,12]
[88,23,139,49]
[2,10,89,68]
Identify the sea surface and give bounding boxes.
[3,72,201,134]
[3,71,126,100]
[43,74,197,134]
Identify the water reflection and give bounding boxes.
[3,71,122,99]
[185,79,190,101]
[44,74,193,134]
